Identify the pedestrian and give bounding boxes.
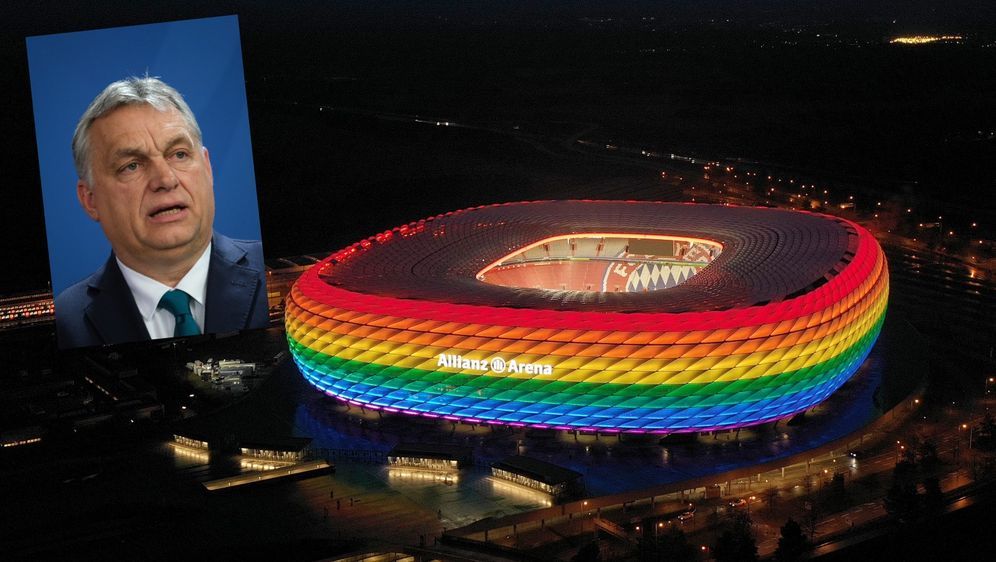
[350,497,354,506]
[330,488,334,499]
[336,499,341,510]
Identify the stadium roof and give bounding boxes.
[316,200,858,313]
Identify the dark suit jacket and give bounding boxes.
[55,233,268,349]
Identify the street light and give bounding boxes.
[962,423,975,450]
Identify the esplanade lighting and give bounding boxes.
[286,201,888,433]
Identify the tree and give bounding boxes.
[982,411,996,435]
[801,499,818,541]
[774,518,808,562]
[713,513,758,562]
[978,413,996,450]
[646,526,697,562]
[572,540,601,562]
[893,458,917,488]
[826,472,846,505]
[917,440,939,468]
[884,482,919,523]
[763,486,779,507]
[901,443,918,465]
[922,476,944,516]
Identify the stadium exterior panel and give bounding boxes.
[285,201,888,433]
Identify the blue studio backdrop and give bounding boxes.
[27,15,263,296]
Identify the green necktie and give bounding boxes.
[158,289,201,337]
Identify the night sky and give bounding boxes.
[3,1,995,292]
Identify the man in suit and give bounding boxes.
[55,77,268,349]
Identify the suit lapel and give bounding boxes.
[84,257,151,344]
[204,233,263,333]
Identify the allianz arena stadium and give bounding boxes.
[285,201,888,433]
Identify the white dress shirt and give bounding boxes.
[117,243,212,340]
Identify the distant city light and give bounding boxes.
[890,35,962,45]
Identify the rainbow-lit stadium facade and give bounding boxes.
[286,201,888,433]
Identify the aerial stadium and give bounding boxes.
[285,201,888,433]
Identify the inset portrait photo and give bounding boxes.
[27,15,268,350]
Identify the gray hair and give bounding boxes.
[72,77,203,183]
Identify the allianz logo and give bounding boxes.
[436,353,553,375]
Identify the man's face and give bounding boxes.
[77,104,215,273]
